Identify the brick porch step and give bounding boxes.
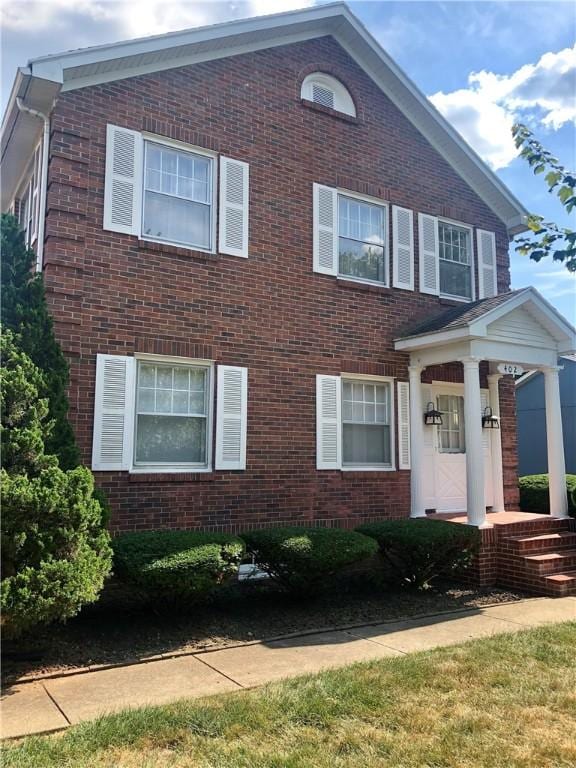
[543,570,576,596]
[504,530,576,555]
[522,549,576,575]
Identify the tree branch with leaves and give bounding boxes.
[512,123,576,272]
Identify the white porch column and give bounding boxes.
[543,366,568,518]
[408,364,427,518]
[462,358,488,527]
[487,373,505,512]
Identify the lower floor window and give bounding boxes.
[342,379,391,466]
[135,361,210,467]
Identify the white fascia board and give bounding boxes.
[394,326,477,351]
[29,2,346,82]
[57,31,322,92]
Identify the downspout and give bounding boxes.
[16,98,50,272]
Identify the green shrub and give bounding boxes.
[1,467,113,637]
[519,474,576,517]
[241,526,379,594]
[357,519,480,589]
[112,531,245,602]
[0,332,112,637]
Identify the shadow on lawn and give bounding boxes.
[1,573,527,686]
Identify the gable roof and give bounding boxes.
[395,287,576,355]
[1,2,528,231]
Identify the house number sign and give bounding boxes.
[497,363,524,376]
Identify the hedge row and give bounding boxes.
[112,519,480,600]
[519,474,576,518]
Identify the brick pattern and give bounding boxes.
[39,36,517,533]
[458,516,576,595]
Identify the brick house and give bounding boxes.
[2,4,575,591]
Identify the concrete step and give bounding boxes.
[543,570,576,597]
[503,531,576,555]
[522,549,576,576]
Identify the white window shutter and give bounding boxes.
[215,366,248,469]
[316,374,341,469]
[103,125,143,236]
[219,157,249,258]
[313,183,338,275]
[392,206,414,290]
[418,213,439,295]
[397,381,411,469]
[477,229,497,299]
[92,354,135,471]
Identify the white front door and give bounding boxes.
[424,384,493,513]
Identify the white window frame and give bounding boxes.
[337,189,389,288]
[340,373,396,472]
[140,133,218,254]
[130,354,214,473]
[13,142,42,249]
[438,217,475,303]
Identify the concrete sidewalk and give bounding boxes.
[2,596,574,740]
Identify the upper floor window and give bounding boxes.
[103,124,249,258]
[14,143,42,248]
[301,73,356,117]
[438,221,473,301]
[143,142,213,251]
[338,195,386,284]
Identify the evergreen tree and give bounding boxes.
[1,331,112,637]
[1,213,79,468]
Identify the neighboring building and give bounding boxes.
[517,356,576,476]
[2,3,575,538]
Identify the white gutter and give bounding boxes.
[16,98,49,272]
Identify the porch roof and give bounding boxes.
[394,286,576,363]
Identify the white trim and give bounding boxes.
[438,217,475,303]
[341,374,396,472]
[336,188,389,288]
[131,357,214,473]
[140,137,217,254]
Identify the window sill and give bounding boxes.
[337,277,392,294]
[341,467,397,477]
[439,294,472,305]
[301,99,358,123]
[138,239,218,262]
[129,471,215,483]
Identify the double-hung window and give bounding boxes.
[438,221,472,300]
[143,142,213,251]
[135,360,211,468]
[342,379,392,467]
[338,196,387,284]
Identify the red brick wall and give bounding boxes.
[41,36,517,532]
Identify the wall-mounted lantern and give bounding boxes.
[424,402,443,426]
[482,406,500,429]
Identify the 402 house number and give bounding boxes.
[497,363,524,376]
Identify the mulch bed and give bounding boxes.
[2,574,528,685]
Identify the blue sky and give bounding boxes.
[1,0,575,321]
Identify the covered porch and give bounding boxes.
[395,287,576,529]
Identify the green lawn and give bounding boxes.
[4,622,576,768]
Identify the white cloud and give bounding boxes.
[0,0,314,37]
[430,44,576,170]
